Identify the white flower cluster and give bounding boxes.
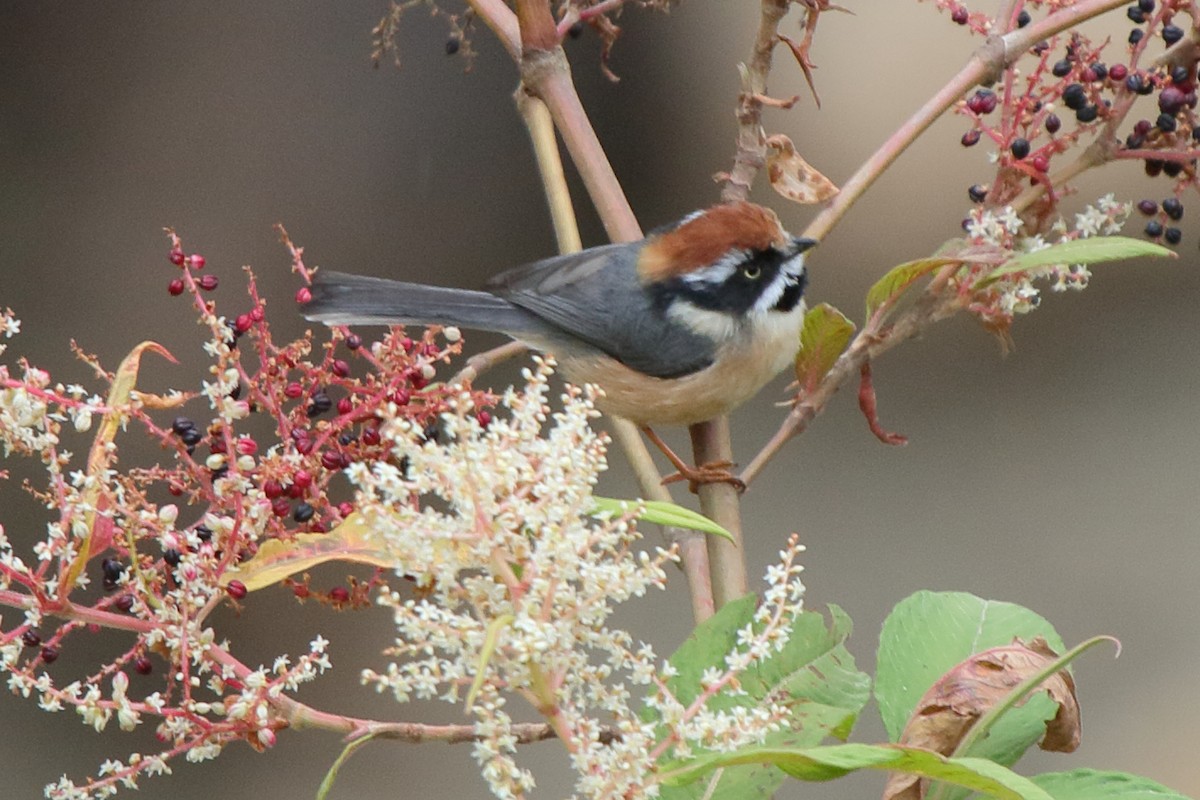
[351,359,808,799]
[355,358,677,798]
[966,196,1131,316]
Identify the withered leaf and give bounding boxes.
[766,134,838,205]
[883,637,1080,800]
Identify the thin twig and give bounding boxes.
[517,90,583,254]
[721,0,793,204]
[452,341,529,385]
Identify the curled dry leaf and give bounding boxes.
[766,135,839,205]
[883,637,1080,800]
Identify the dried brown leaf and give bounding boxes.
[766,135,838,205]
[883,637,1080,800]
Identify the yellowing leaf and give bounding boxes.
[865,257,961,323]
[766,135,839,205]
[63,341,177,595]
[219,513,398,592]
[590,498,732,540]
[795,303,855,395]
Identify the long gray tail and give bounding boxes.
[305,271,548,337]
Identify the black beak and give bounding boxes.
[791,236,819,254]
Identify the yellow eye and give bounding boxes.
[741,265,762,280]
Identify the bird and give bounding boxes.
[304,201,815,485]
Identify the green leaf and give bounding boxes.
[660,743,1054,800]
[795,303,855,393]
[317,733,378,800]
[591,498,733,541]
[652,603,871,800]
[865,257,961,321]
[875,591,1065,767]
[977,236,1174,289]
[1032,769,1194,800]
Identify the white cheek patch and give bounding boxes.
[751,253,806,315]
[668,302,739,342]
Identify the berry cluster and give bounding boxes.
[956,2,1198,246]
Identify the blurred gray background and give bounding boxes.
[2,2,1198,798]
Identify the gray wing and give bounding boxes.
[486,243,714,379]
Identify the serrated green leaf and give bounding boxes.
[653,604,871,800]
[977,236,1174,288]
[875,591,1065,768]
[1032,769,1194,800]
[660,743,1054,800]
[795,303,855,393]
[865,257,961,321]
[590,498,733,541]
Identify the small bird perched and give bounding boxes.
[305,201,815,432]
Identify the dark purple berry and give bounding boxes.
[961,129,981,147]
[135,657,153,675]
[1010,137,1031,159]
[568,21,584,38]
[1159,86,1187,114]
[306,390,332,418]
[293,502,315,523]
[1089,62,1108,80]
[114,595,134,612]
[1165,227,1183,244]
[968,184,988,203]
[41,646,59,664]
[171,416,196,435]
[1138,199,1159,215]
[1016,10,1030,27]
[951,7,969,24]
[1171,65,1190,85]
[21,629,41,647]
[195,525,213,542]
[1145,220,1164,237]
[101,558,124,582]
[967,90,998,114]
[1138,0,1154,11]
[1052,59,1073,77]
[345,333,362,350]
[163,548,182,568]
[1163,161,1184,177]
[1076,105,1099,123]
[1163,197,1184,219]
[1145,159,1164,176]
[180,428,203,446]
[1157,112,1178,132]
[1163,25,1184,46]
[1063,83,1087,109]
[1130,29,1145,45]
[1128,7,1146,24]
[445,36,460,56]
[1045,113,1062,133]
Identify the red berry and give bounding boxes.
[21,629,41,647]
[294,470,313,489]
[321,450,343,470]
[477,410,492,428]
[338,501,354,517]
[345,333,362,350]
[284,382,304,399]
[951,7,968,24]
[332,359,351,378]
[236,437,258,456]
[296,287,312,304]
[167,483,183,496]
[399,337,414,353]
[362,426,381,446]
[168,278,185,296]
[197,275,219,291]
[114,595,134,612]
[295,438,315,455]
[1108,63,1128,82]
[329,586,350,603]
[286,482,305,499]
[271,497,291,517]
[169,248,186,266]
[389,388,411,406]
[235,313,254,334]
[961,129,981,147]
[1032,155,1050,172]
[189,254,206,270]
[135,657,153,675]
[226,580,248,600]
[263,479,284,499]
[41,645,59,663]
[337,397,354,415]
